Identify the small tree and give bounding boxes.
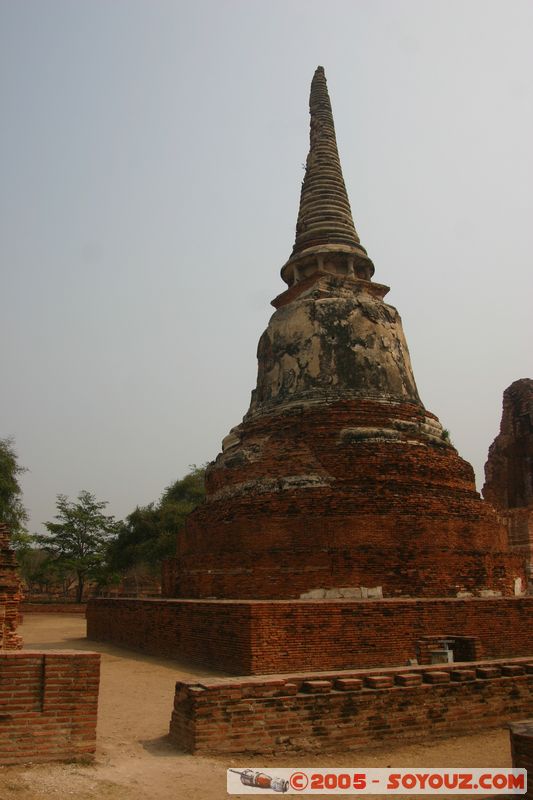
[0,436,28,534]
[40,490,118,602]
[108,465,206,576]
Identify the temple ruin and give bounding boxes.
[159,66,523,601]
[87,67,533,754]
[0,522,23,650]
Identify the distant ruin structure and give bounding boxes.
[483,378,533,589]
[88,68,533,755]
[162,66,523,600]
[0,526,101,765]
[0,522,23,650]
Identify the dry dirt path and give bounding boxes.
[0,614,512,800]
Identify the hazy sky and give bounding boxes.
[1,0,532,532]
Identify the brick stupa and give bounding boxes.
[0,523,23,650]
[163,66,524,600]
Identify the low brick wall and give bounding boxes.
[170,658,533,755]
[21,603,87,614]
[87,596,533,675]
[88,598,251,672]
[0,650,100,764]
[509,719,533,800]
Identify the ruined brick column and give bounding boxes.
[509,720,533,800]
[165,67,525,600]
[0,523,23,649]
[483,379,533,591]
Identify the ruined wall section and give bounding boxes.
[483,378,533,509]
[0,650,100,764]
[170,658,533,755]
[0,522,23,650]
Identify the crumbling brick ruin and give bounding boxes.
[509,719,533,800]
[0,523,100,764]
[0,522,23,650]
[171,659,533,755]
[483,378,533,589]
[88,67,532,754]
[0,651,100,764]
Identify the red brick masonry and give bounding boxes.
[0,522,24,649]
[21,603,87,614]
[509,719,533,800]
[87,596,533,675]
[0,650,100,764]
[168,400,524,599]
[170,658,533,754]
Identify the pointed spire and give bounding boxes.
[281,67,374,287]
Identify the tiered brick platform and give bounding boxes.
[164,399,524,600]
[170,657,533,754]
[87,596,533,675]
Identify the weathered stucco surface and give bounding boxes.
[249,275,420,415]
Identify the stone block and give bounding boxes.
[338,587,362,598]
[301,680,332,694]
[423,671,451,684]
[299,589,326,599]
[395,673,423,687]
[502,665,526,676]
[476,666,502,679]
[451,669,476,682]
[282,683,299,695]
[334,678,363,691]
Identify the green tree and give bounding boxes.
[108,465,205,575]
[39,490,118,602]
[0,436,28,534]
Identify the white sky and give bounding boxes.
[1,0,532,532]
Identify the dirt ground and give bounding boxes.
[0,614,513,800]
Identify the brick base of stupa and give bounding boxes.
[86,595,533,675]
[162,399,526,600]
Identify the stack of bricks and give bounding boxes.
[509,719,533,800]
[0,651,100,764]
[0,522,23,650]
[170,658,533,755]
